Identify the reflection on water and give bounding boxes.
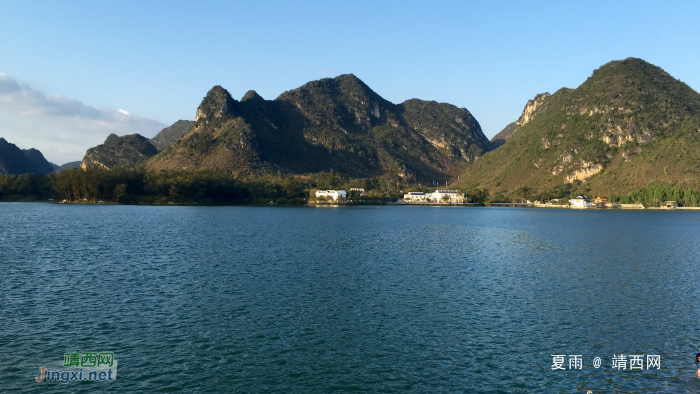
[1,204,700,393]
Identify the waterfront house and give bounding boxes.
[403,191,428,203]
[315,190,348,202]
[569,195,592,208]
[592,196,607,208]
[665,201,678,208]
[349,188,366,196]
[430,190,465,204]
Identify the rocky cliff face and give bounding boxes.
[81,134,158,169]
[149,74,492,182]
[516,93,550,127]
[490,93,551,150]
[456,58,700,196]
[195,86,239,121]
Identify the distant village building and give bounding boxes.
[403,192,429,203]
[403,190,465,204]
[315,190,348,202]
[569,195,592,208]
[665,201,678,208]
[430,190,465,204]
[349,188,366,196]
[592,196,608,208]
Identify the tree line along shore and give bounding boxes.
[1,167,698,208]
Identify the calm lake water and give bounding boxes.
[2,203,700,393]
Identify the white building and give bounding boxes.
[403,192,429,203]
[349,188,366,196]
[431,190,465,204]
[404,190,465,204]
[568,195,591,208]
[315,189,348,202]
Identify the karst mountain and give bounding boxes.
[144,74,491,182]
[456,58,700,197]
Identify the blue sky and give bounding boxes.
[1,0,699,164]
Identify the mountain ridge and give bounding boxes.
[148,74,492,182]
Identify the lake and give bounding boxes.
[1,203,700,392]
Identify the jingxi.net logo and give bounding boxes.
[35,352,118,383]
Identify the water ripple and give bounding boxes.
[1,204,700,392]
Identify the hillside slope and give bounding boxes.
[455,58,700,198]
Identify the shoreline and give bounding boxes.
[5,200,700,211]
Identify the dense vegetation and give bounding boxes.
[610,184,700,206]
[0,168,487,205]
[486,181,700,207]
[2,168,697,207]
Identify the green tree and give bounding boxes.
[115,184,127,203]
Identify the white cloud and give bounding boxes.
[0,73,166,164]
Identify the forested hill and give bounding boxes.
[147,74,492,182]
[455,58,700,200]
